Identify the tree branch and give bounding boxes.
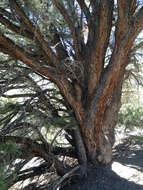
[87,0,114,99]
[9,0,59,66]
[76,0,91,22]
[0,32,59,82]
[51,165,80,190]
[52,0,80,58]
[134,6,143,32]
[116,0,136,42]
[0,1,84,126]
[2,93,36,98]
[0,136,68,176]
[117,0,136,18]
[129,0,137,15]
[0,7,15,20]
[0,32,82,125]
[85,6,143,133]
[50,25,68,60]
[53,146,77,158]
[88,5,143,128]
[131,41,143,53]
[15,163,52,183]
[0,15,33,40]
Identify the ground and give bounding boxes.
[60,131,143,190]
[10,130,143,190]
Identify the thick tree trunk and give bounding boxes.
[83,120,112,165]
[75,76,124,166]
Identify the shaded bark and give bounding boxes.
[102,75,124,146]
[74,125,87,176]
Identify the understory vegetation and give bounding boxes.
[118,107,143,131]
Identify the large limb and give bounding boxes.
[1,1,84,124]
[84,4,143,162]
[87,3,143,129]
[0,32,57,80]
[0,32,83,124]
[87,0,114,101]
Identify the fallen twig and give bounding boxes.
[51,165,80,190]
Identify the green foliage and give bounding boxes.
[0,102,15,115]
[0,174,8,190]
[0,140,20,156]
[117,107,143,131]
[0,141,20,190]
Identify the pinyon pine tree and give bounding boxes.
[0,0,143,189]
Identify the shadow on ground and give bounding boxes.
[61,136,143,190]
[60,165,143,190]
[22,136,143,190]
[113,136,143,172]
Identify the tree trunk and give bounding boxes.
[74,75,124,167]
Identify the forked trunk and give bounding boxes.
[76,77,123,166]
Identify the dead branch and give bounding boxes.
[51,165,80,190]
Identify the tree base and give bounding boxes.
[60,164,143,190]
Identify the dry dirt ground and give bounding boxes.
[10,133,143,190]
[113,136,143,186]
[61,134,143,190]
